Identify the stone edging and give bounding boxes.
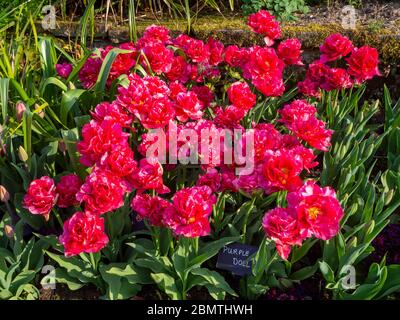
[37,21,400,64]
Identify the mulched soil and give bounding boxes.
[57,0,400,29]
[292,0,400,30]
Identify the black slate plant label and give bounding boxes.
[131,211,146,231]
[216,242,258,276]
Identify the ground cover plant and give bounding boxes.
[1,5,400,301]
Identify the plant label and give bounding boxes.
[216,242,258,276]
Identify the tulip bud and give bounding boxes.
[18,146,29,162]
[15,101,26,122]
[58,140,66,153]
[345,122,353,135]
[4,225,14,239]
[68,82,76,90]
[385,189,394,206]
[0,143,5,157]
[0,185,9,202]
[346,236,357,249]
[364,220,375,237]
[35,104,45,118]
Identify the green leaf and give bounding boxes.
[376,264,400,299]
[319,261,335,283]
[248,283,268,296]
[60,129,86,179]
[338,244,369,273]
[172,239,189,280]
[41,268,83,291]
[45,251,100,286]
[151,273,180,300]
[187,236,239,271]
[46,251,87,273]
[99,263,146,300]
[23,108,32,159]
[340,264,387,300]
[135,258,170,274]
[0,289,13,300]
[40,76,67,96]
[79,0,96,47]
[322,238,338,271]
[39,37,56,78]
[60,89,86,126]
[14,194,43,231]
[290,263,319,281]
[185,274,208,292]
[252,237,268,277]
[290,239,318,264]
[9,270,36,293]
[94,48,133,95]
[66,51,92,83]
[190,268,237,298]
[0,77,9,125]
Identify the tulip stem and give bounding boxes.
[169,229,174,254]
[90,253,96,271]
[193,237,199,255]
[106,213,113,239]
[242,196,256,244]
[52,209,64,229]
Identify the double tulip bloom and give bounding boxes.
[22,10,379,259]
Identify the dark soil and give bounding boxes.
[263,277,326,300]
[371,222,400,265]
[40,284,100,300]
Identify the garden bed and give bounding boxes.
[1,1,400,302]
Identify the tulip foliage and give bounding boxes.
[1,10,400,300]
